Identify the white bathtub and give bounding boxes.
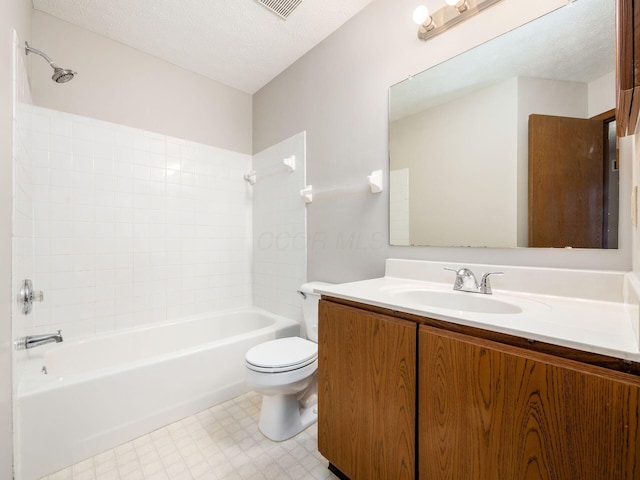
[16,308,300,480]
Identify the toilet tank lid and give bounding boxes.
[300,281,333,295]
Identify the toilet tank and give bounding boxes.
[299,281,333,343]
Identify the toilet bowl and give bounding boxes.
[245,281,331,441]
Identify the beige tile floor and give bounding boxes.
[41,392,338,480]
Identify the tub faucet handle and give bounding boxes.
[19,279,44,315]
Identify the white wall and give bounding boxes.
[15,106,252,341]
[252,132,307,326]
[391,78,518,248]
[1,1,32,477]
[30,11,253,155]
[389,168,410,245]
[588,71,616,118]
[254,0,631,283]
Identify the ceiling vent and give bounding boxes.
[256,0,303,19]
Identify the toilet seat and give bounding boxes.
[246,337,318,373]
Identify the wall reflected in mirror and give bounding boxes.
[389,0,617,249]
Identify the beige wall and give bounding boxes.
[588,71,616,118]
[391,79,519,248]
[254,0,632,283]
[31,11,252,154]
[1,1,32,477]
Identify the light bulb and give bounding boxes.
[413,5,431,25]
[445,0,468,12]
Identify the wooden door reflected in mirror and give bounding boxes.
[528,111,617,248]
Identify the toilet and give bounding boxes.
[245,281,331,441]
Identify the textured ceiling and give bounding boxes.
[390,0,615,121]
[31,0,376,94]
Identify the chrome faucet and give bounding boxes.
[16,330,63,350]
[444,268,503,294]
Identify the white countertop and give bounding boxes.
[316,276,640,362]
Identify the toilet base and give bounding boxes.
[258,393,318,441]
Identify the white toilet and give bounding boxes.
[245,281,330,441]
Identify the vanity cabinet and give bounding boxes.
[317,300,416,480]
[319,298,640,480]
[419,325,640,480]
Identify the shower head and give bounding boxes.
[51,67,75,84]
[25,41,76,83]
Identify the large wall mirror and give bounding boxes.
[389,0,617,249]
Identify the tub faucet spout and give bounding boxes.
[16,330,63,350]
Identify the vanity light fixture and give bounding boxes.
[414,0,504,41]
[445,0,469,14]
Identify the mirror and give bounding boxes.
[389,0,617,248]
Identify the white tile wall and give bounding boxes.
[12,30,34,480]
[12,103,34,327]
[15,107,253,340]
[252,132,307,325]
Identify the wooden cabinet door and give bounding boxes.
[318,300,416,480]
[419,325,640,480]
[617,0,640,135]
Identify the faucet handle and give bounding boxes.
[444,267,473,276]
[444,267,478,291]
[480,272,503,294]
[19,279,44,315]
[444,267,462,289]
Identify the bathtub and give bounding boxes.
[16,307,300,480]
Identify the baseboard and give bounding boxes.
[328,463,351,480]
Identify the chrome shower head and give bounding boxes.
[25,41,76,83]
[52,67,75,83]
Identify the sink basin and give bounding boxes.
[390,289,522,315]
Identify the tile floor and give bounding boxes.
[41,392,338,480]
